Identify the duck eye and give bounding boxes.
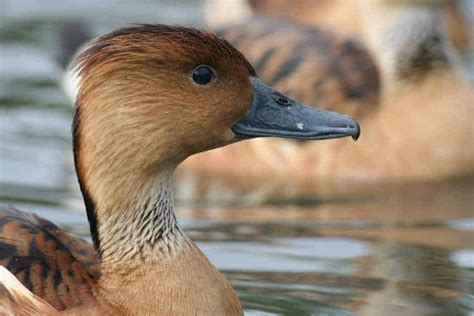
[192,65,216,86]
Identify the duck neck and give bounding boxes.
[72,103,192,270]
[74,144,188,269]
[360,1,456,88]
[78,166,243,314]
[96,169,188,270]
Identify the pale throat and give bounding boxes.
[95,168,188,268]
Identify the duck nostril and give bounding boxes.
[272,91,292,106]
[276,97,291,106]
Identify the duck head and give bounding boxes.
[75,24,359,162]
[73,24,359,253]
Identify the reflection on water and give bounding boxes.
[1,1,473,315]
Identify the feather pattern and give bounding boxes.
[0,207,99,311]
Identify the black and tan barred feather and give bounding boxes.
[0,207,99,311]
[217,18,381,118]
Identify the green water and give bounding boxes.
[1,1,473,315]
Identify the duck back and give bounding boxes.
[216,18,381,118]
[0,207,99,311]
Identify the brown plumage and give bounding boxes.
[0,207,99,311]
[0,265,59,315]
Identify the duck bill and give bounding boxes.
[232,78,360,141]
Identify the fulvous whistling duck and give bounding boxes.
[0,24,359,314]
[204,0,471,54]
[177,0,474,203]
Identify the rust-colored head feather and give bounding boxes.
[73,24,256,161]
[75,24,255,79]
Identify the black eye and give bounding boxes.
[192,65,216,86]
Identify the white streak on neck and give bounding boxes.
[99,170,187,267]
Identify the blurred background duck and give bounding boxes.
[204,0,471,56]
[0,24,359,314]
[175,0,474,203]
